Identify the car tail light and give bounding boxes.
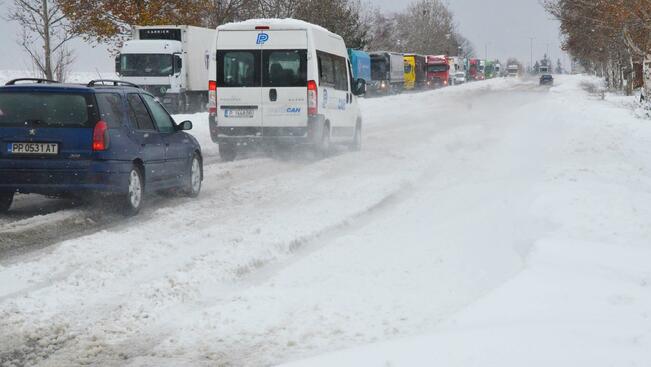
[307,80,318,116]
[209,80,217,114]
[93,120,109,151]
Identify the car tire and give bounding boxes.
[316,123,331,157]
[349,123,362,151]
[219,143,237,162]
[184,153,202,198]
[122,166,145,216]
[0,192,14,213]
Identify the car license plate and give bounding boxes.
[8,142,59,155]
[224,108,254,119]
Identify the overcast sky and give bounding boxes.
[0,0,564,72]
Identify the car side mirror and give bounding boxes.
[352,78,366,96]
[179,120,193,131]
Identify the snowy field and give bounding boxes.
[1,74,650,366]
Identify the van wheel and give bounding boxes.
[184,153,202,198]
[122,166,144,216]
[317,123,331,156]
[349,123,362,151]
[219,143,237,162]
[0,192,14,213]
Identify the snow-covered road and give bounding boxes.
[1,76,650,367]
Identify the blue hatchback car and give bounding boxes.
[0,79,203,215]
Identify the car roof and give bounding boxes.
[0,82,142,94]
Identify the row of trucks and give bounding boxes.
[114,25,490,110]
[361,52,466,96]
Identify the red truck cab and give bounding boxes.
[425,55,450,88]
[468,59,484,81]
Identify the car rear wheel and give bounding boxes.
[122,166,144,216]
[0,192,14,213]
[219,143,237,162]
[184,154,202,198]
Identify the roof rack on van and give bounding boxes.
[87,79,140,88]
[5,78,60,86]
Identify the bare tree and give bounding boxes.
[394,0,458,55]
[7,0,78,81]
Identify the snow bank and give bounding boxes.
[278,74,651,367]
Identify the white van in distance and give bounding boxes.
[208,19,366,161]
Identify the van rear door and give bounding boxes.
[216,31,263,134]
[260,30,308,132]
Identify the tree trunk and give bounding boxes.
[42,0,53,80]
[644,53,651,103]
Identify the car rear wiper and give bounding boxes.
[24,119,46,126]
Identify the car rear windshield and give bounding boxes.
[0,92,95,128]
[217,49,307,88]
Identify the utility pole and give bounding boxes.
[529,37,535,73]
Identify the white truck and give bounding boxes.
[116,25,215,113]
[507,64,520,77]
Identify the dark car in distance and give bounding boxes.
[0,79,203,215]
[540,74,554,86]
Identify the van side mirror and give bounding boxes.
[115,56,121,75]
[174,55,183,74]
[352,78,366,96]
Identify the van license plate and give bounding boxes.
[224,109,254,119]
[8,143,59,155]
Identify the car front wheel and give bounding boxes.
[0,192,14,213]
[185,154,202,198]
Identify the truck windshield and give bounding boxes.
[0,92,94,127]
[120,54,174,77]
[427,65,449,72]
[370,57,388,80]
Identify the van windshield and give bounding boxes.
[0,92,95,127]
[120,54,174,77]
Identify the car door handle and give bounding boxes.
[269,89,277,102]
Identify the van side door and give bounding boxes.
[317,51,351,139]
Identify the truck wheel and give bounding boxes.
[0,192,14,213]
[184,153,202,198]
[219,143,237,162]
[121,166,144,216]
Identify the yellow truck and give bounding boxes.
[403,54,426,90]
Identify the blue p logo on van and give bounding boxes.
[256,33,269,45]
